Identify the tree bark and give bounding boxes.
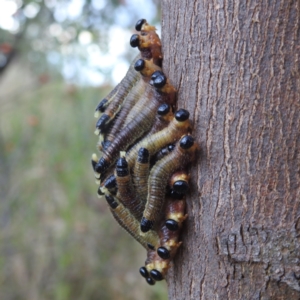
[161,0,300,299]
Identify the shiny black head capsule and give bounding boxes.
[165,219,179,231]
[105,194,118,209]
[96,114,110,131]
[134,59,145,71]
[157,247,170,259]
[150,269,163,281]
[137,148,149,163]
[101,140,111,151]
[95,99,108,113]
[135,19,146,31]
[130,34,139,48]
[168,144,175,152]
[173,180,189,194]
[95,157,110,174]
[146,277,155,285]
[157,103,170,115]
[180,135,194,150]
[116,157,128,177]
[152,74,167,89]
[140,217,154,232]
[104,174,117,189]
[175,109,189,122]
[139,267,149,278]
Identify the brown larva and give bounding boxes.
[130,19,162,66]
[140,135,197,233]
[140,195,187,284]
[132,147,150,210]
[94,72,176,175]
[126,108,192,169]
[94,55,141,129]
[104,193,160,250]
[115,156,142,220]
[99,59,162,149]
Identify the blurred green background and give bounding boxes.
[0,1,167,299]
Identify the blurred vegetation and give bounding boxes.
[0,0,167,299]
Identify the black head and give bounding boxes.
[157,103,170,115]
[134,59,145,72]
[150,269,163,281]
[137,148,149,163]
[173,180,189,194]
[168,144,175,152]
[135,19,146,31]
[140,217,153,232]
[151,70,164,81]
[175,109,189,122]
[116,157,128,177]
[151,73,167,89]
[130,34,139,48]
[179,135,195,150]
[157,247,170,259]
[139,267,149,278]
[146,277,155,285]
[165,219,179,231]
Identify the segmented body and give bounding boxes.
[91,19,198,286]
[141,136,196,231]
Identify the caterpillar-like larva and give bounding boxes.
[126,108,192,169]
[140,135,197,233]
[96,59,161,140]
[91,19,199,286]
[98,59,163,151]
[115,155,142,220]
[140,193,188,284]
[132,147,150,210]
[104,193,160,250]
[95,18,162,119]
[94,73,176,175]
[130,19,162,66]
[94,56,141,124]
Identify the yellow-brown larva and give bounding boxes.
[130,19,162,66]
[104,193,160,250]
[123,70,176,128]
[100,59,162,147]
[132,147,150,210]
[140,135,197,233]
[126,108,192,169]
[140,196,186,283]
[115,156,142,220]
[94,72,176,175]
[94,55,141,129]
[95,21,163,134]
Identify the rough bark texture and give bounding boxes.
[161,0,300,299]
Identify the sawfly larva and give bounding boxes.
[98,59,162,149]
[94,72,176,175]
[130,19,162,66]
[132,147,150,209]
[94,55,141,123]
[115,156,141,220]
[105,194,160,250]
[140,135,197,233]
[126,108,191,169]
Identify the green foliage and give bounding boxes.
[0,80,167,299]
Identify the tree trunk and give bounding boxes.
[161,0,300,298]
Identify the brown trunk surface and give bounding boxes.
[161,0,300,299]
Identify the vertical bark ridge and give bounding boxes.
[162,0,300,298]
